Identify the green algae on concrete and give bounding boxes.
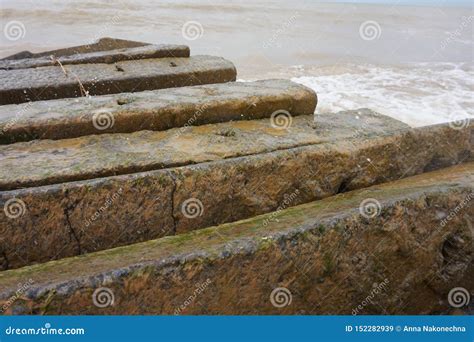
[0,110,405,190]
[0,79,316,143]
[0,55,237,105]
[0,163,472,314]
[0,111,472,270]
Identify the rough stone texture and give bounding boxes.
[0,111,472,270]
[0,163,472,315]
[0,55,237,105]
[1,37,149,61]
[0,80,316,143]
[0,45,190,70]
[0,110,409,189]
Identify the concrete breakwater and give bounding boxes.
[0,39,472,314]
[0,79,316,143]
[0,54,236,105]
[1,163,472,314]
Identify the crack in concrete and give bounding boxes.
[335,175,356,194]
[63,189,82,254]
[167,171,178,235]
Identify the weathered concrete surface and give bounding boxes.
[0,110,472,270]
[0,110,409,189]
[1,37,149,61]
[0,80,316,143]
[0,55,237,105]
[0,163,472,315]
[0,44,190,70]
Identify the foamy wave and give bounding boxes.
[291,62,473,127]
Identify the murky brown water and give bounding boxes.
[1,0,472,126]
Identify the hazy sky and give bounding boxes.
[330,0,472,5]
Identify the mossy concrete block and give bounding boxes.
[0,163,472,314]
[0,110,410,190]
[0,111,471,270]
[0,79,316,143]
[0,55,237,104]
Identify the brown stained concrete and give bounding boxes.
[0,44,190,70]
[1,37,149,61]
[0,110,472,270]
[0,163,472,314]
[0,110,407,189]
[0,55,237,105]
[0,80,316,143]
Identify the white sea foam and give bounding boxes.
[291,63,473,127]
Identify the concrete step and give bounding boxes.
[0,55,237,105]
[0,79,316,143]
[0,162,472,314]
[0,110,471,270]
[0,110,411,190]
[1,37,150,61]
[0,44,190,70]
